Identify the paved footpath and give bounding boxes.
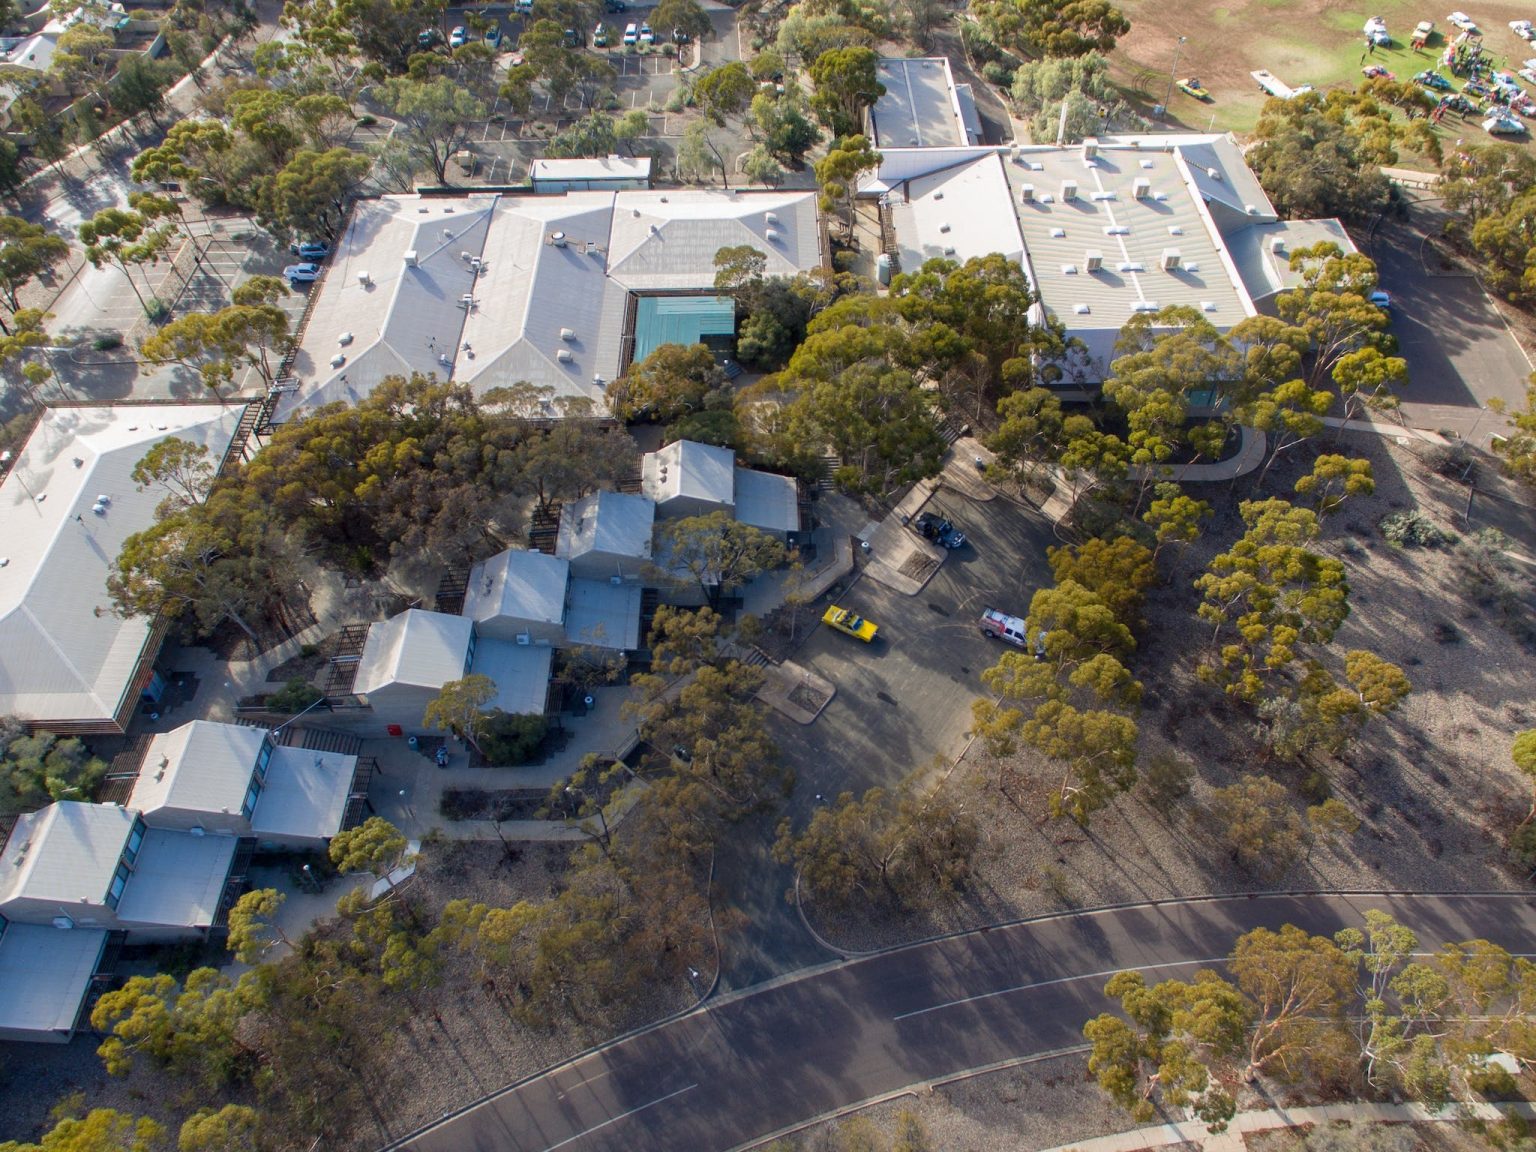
[383,892,1536,1152]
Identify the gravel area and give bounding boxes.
[805,435,1536,953]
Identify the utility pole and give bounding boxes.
[1162,36,1188,120]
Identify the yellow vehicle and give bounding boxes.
[822,605,879,643]
[1177,77,1212,101]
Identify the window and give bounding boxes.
[241,777,262,820]
[105,860,130,909]
[255,737,274,783]
[465,628,477,668]
[123,817,145,866]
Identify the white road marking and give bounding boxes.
[554,1065,615,1099]
[541,1083,698,1151]
[893,957,1225,1022]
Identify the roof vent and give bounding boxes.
[1140,160,1154,169]
[1161,249,1182,270]
[1060,263,1078,275]
[560,327,576,341]
[933,190,944,200]
[91,501,107,516]
[633,208,641,217]
[649,224,659,234]
[1207,167,1222,180]
[96,494,110,506]
[1133,300,1160,312]
[461,251,474,262]
[1201,300,1218,312]
[338,332,353,346]
[1269,237,1286,255]
[1020,183,1035,201]
[765,211,780,224]
[72,457,82,467]
[442,228,455,239]
[1184,261,1200,272]
[1245,204,1260,215]
[551,231,567,247]
[938,222,951,233]
[659,196,667,202]
[1168,226,1183,235]
[1060,180,1078,201]
[1084,249,1103,271]
[556,349,574,363]
[1104,225,1129,236]
[765,228,782,243]
[403,250,418,268]
[1074,303,1091,314]
[942,245,955,255]
[330,353,346,368]
[1050,227,1066,238]
[1132,178,1151,199]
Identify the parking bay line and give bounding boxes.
[541,1083,698,1151]
[893,957,1225,1022]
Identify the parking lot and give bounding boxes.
[775,481,1058,810]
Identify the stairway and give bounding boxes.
[434,565,469,615]
[528,502,562,555]
[815,451,841,491]
[217,402,262,474]
[293,726,363,756]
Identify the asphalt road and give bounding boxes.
[390,892,1536,1152]
[1366,198,1533,449]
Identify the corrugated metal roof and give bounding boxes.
[0,803,133,909]
[641,439,735,509]
[130,721,264,819]
[354,609,473,695]
[464,549,570,629]
[556,490,654,564]
[0,923,106,1038]
[250,747,354,843]
[113,829,235,929]
[1224,219,1356,305]
[0,406,242,728]
[631,295,734,364]
[892,152,1025,270]
[733,467,799,534]
[466,639,553,716]
[607,190,820,290]
[870,57,970,149]
[564,579,643,650]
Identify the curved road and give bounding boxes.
[390,893,1536,1152]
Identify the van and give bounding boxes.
[622,21,638,44]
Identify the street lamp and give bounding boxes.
[1162,36,1188,120]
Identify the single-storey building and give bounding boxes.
[641,440,802,538]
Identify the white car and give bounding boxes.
[622,21,638,44]
[1363,15,1390,43]
[1483,113,1526,134]
[1447,11,1479,31]
[639,22,655,43]
[449,25,468,46]
[283,262,321,284]
[1514,19,1536,39]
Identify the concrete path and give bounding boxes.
[1038,1099,1536,1152]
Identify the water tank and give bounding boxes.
[875,252,892,286]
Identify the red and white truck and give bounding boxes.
[978,608,1045,657]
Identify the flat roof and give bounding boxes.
[130,720,264,818]
[1224,218,1357,304]
[556,490,654,564]
[733,467,799,535]
[531,156,652,181]
[632,295,734,365]
[354,609,472,695]
[0,405,242,728]
[466,639,553,717]
[870,58,974,149]
[0,803,134,909]
[250,746,354,843]
[463,549,570,629]
[564,578,642,650]
[0,924,106,1039]
[113,829,235,929]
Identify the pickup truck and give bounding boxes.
[979,608,1046,658]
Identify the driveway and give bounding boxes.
[388,891,1536,1152]
[1367,197,1534,448]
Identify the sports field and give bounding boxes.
[1112,0,1536,136]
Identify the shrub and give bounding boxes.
[1424,440,1476,480]
[1142,752,1193,813]
[1379,510,1453,548]
[144,297,170,323]
[267,677,322,713]
[1468,1064,1520,1102]
[982,60,1016,87]
[91,333,123,351]
[478,710,548,766]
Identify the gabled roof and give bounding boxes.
[556,490,654,564]
[354,609,473,695]
[607,190,820,289]
[0,803,134,909]
[641,439,736,509]
[0,405,242,729]
[891,151,1025,270]
[129,720,263,818]
[1173,136,1278,229]
[463,549,570,629]
[1223,218,1357,304]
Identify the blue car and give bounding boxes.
[289,240,330,260]
[1415,70,1453,90]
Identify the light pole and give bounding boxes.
[1163,36,1188,120]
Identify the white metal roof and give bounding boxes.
[606,189,820,290]
[250,746,354,843]
[531,156,652,182]
[641,439,736,509]
[733,467,799,535]
[890,151,1026,271]
[0,923,106,1038]
[129,720,264,819]
[466,639,553,717]
[353,609,473,695]
[463,549,570,630]
[1223,218,1357,305]
[870,57,975,149]
[0,405,242,728]
[556,490,654,564]
[113,828,235,929]
[564,578,642,650]
[0,802,134,909]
